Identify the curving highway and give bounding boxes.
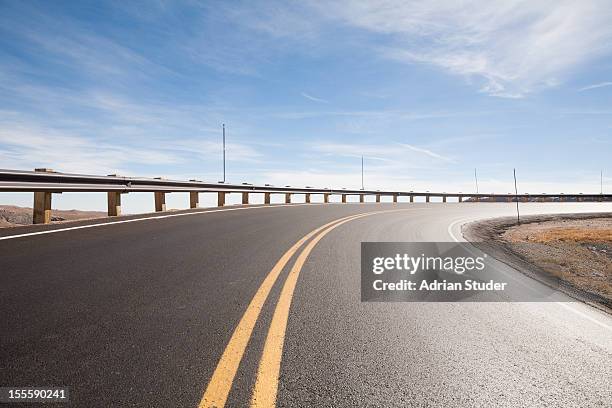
[1,202,611,407]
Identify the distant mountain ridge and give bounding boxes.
[0,205,105,228]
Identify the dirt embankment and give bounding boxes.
[464,213,612,312]
[0,205,106,228]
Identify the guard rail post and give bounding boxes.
[189,180,199,209]
[107,192,122,216]
[190,192,199,209]
[153,177,166,212]
[32,168,54,224]
[106,174,124,216]
[154,192,166,212]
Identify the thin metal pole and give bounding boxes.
[222,123,226,183]
[513,168,520,224]
[474,168,479,194]
[361,155,364,190]
[601,170,603,195]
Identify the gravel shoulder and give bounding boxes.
[464,212,612,313]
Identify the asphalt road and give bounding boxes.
[0,202,610,407]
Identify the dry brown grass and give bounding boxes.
[529,228,612,243]
[502,218,612,300]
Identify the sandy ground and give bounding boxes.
[502,217,611,300]
[0,205,106,228]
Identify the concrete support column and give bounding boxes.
[285,193,292,204]
[33,191,52,224]
[359,195,364,203]
[323,193,330,203]
[264,192,271,205]
[154,192,166,212]
[426,195,430,203]
[393,194,398,203]
[218,192,226,207]
[376,194,381,203]
[242,192,249,205]
[305,193,311,204]
[107,192,122,216]
[409,195,414,203]
[442,195,447,203]
[341,194,347,203]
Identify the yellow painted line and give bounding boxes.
[198,211,379,408]
[250,211,393,408]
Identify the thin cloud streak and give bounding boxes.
[579,81,612,91]
[301,92,329,104]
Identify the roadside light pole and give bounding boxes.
[514,168,520,224]
[361,155,364,190]
[474,168,479,194]
[222,124,226,183]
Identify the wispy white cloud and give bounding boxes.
[0,123,178,174]
[301,92,329,104]
[313,142,453,164]
[311,0,612,97]
[398,144,452,162]
[578,81,612,91]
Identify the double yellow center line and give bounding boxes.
[199,210,402,408]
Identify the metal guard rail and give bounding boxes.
[1,168,609,199]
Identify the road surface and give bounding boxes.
[1,202,610,407]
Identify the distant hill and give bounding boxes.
[0,205,106,228]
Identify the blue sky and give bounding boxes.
[0,1,611,211]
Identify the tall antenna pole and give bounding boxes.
[222,123,226,183]
[601,170,603,195]
[361,155,364,190]
[474,168,479,194]
[513,168,520,224]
